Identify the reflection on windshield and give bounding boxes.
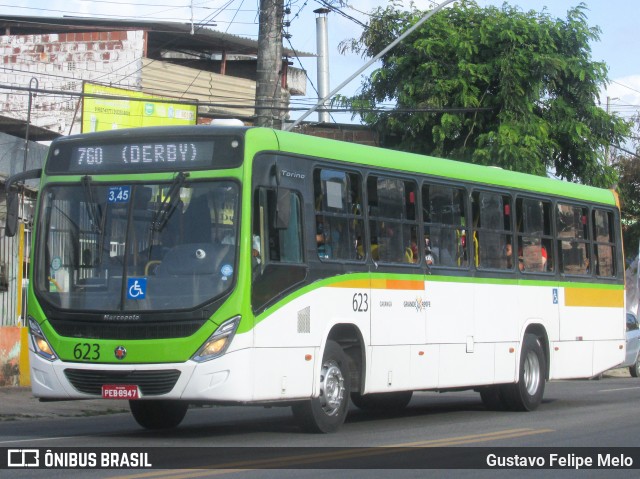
[36,180,238,312]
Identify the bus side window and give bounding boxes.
[251,187,306,312]
[557,203,590,275]
[516,198,553,273]
[313,168,365,262]
[422,183,468,268]
[261,188,303,264]
[368,175,418,265]
[472,191,513,270]
[593,209,616,277]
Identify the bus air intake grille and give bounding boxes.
[50,320,205,340]
[63,369,181,396]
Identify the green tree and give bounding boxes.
[612,115,640,260]
[341,0,629,187]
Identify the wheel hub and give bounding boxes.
[523,350,541,396]
[319,360,345,416]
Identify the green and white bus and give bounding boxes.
[6,125,626,432]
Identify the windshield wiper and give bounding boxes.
[81,175,102,234]
[150,172,188,233]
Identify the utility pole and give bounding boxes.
[255,0,284,128]
[314,8,331,123]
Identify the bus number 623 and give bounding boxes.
[352,292,369,313]
[73,343,100,360]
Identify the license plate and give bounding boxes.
[101,384,140,399]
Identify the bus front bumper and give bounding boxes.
[28,347,255,403]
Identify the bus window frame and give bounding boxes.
[471,188,514,272]
[366,172,420,267]
[515,195,555,276]
[421,180,470,271]
[556,201,593,278]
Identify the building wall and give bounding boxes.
[0,30,145,135]
[294,124,380,147]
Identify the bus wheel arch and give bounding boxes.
[326,323,365,394]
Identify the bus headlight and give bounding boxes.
[29,317,58,361]
[192,316,240,362]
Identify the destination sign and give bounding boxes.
[46,136,243,174]
[68,141,214,172]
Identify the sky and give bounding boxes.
[6,0,640,125]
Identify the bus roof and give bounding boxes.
[268,128,617,207]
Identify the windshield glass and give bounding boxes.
[35,179,238,312]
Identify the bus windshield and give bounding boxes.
[35,179,238,312]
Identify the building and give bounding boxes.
[0,15,309,135]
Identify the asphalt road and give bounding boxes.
[1,372,639,478]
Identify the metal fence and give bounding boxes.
[0,225,30,327]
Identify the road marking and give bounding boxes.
[0,436,94,445]
[109,427,555,479]
[598,386,640,393]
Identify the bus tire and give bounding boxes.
[129,400,188,430]
[292,340,351,433]
[504,334,546,411]
[351,391,413,411]
[630,353,640,378]
[479,386,509,411]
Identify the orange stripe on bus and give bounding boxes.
[564,288,624,308]
[385,279,424,290]
[330,279,424,291]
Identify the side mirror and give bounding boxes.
[4,168,42,237]
[5,190,19,237]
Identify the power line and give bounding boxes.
[611,80,640,96]
[0,83,495,114]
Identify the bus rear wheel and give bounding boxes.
[503,333,546,411]
[351,391,413,411]
[292,340,351,433]
[129,400,188,429]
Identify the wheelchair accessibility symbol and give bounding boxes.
[127,278,147,300]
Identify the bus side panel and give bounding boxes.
[425,280,474,346]
[426,280,497,388]
[437,343,495,388]
[368,345,412,392]
[252,284,369,400]
[409,344,439,389]
[554,285,625,377]
[549,341,594,379]
[252,347,317,401]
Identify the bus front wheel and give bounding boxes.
[292,340,351,433]
[129,400,188,429]
[504,334,546,411]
